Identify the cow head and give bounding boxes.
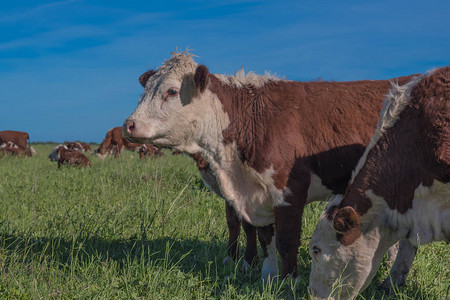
[123,51,226,154]
[308,195,392,300]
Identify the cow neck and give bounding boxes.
[339,67,450,216]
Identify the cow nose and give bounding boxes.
[124,121,135,135]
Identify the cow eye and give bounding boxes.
[167,88,179,96]
[312,246,321,255]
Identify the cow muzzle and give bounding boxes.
[123,120,136,137]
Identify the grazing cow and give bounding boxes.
[96,127,150,159]
[123,52,416,281]
[308,67,449,299]
[0,130,30,151]
[57,146,92,168]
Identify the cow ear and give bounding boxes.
[333,206,361,245]
[139,70,156,88]
[194,65,209,93]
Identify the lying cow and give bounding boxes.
[308,67,449,299]
[57,146,92,168]
[123,51,416,281]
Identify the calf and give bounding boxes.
[309,67,449,299]
[123,51,416,281]
[57,146,92,168]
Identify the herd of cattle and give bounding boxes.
[0,127,165,168]
[2,51,449,299]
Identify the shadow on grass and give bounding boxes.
[0,227,285,296]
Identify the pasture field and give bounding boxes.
[0,144,448,299]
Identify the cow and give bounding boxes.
[123,51,417,282]
[49,144,67,161]
[57,146,92,168]
[79,142,92,152]
[66,141,92,153]
[96,127,150,159]
[308,67,449,299]
[138,144,165,159]
[0,130,30,151]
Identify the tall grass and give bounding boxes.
[0,144,448,299]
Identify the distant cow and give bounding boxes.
[57,146,92,168]
[66,142,91,152]
[138,144,164,159]
[123,51,417,281]
[309,67,449,299]
[0,130,30,151]
[49,144,67,162]
[96,127,144,159]
[1,145,32,157]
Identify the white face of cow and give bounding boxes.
[123,52,225,154]
[308,196,388,300]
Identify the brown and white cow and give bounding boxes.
[0,130,30,151]
[96,127,152,159]
[308,67,449,299]
[66,141,92,153]
[57,146,92,168]
[1,145,32,157]
[123,51,417,281]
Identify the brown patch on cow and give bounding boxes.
[139,70,156,87]
[0,130,30,150]
[190,153,209,170]
[340,67,450,215]
[209,74,416,191]
[194,65,209,93]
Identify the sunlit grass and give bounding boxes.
[0,144,448,299]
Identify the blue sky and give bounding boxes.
[1,0,449,142]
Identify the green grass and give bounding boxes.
[0,144,448,299]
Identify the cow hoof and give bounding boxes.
[222,255,234,266]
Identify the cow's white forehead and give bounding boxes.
[152,52,198,83]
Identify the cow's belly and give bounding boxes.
[215,164,284,227]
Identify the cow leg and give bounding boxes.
[274,177,308,279]
[379,239,417,292]
[257,224,278,280]
[223,201,241,265]
[242,220,258,271]
[274,204,302,279]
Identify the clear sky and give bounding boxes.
[1,0,449,143]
